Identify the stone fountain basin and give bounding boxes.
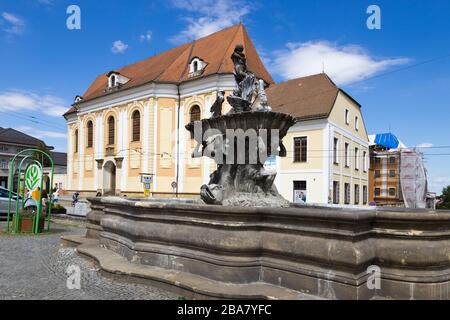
[185,111,297,144]
[81,196,450,300]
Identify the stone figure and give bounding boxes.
[210,91,225,118]
[200,184,224,205]
[252,79,272,112]
[231,44,248,83]
[227,44,257,113]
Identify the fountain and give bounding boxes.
[186,44,296,207]
[64,45,450,301]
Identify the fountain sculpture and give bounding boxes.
[186,44,296,207]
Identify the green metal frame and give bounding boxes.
[5,149,54,234]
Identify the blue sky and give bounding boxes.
[0,0,449,193]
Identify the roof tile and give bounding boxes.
[267,73,339,120]
[65,24,273,116]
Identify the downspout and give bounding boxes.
[176,85,181,197]
[175,39,196,198]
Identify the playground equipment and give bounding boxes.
[5,149,54,234]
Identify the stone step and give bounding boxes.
[61,235,322,300]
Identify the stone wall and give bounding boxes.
[86,197,450,300]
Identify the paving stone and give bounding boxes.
[0,223,177,300]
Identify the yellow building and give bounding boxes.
[63,24,273,197]
[64,24,369,206]
[267,74,370,205]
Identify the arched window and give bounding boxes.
[190,105,201,123]
[132,110,141,142]
[110,75,116,88]
[108,116,115,145]
[74,129,79,153]
[86,121,93,148]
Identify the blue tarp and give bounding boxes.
[373,133,400,149]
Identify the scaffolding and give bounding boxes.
[400,149,427,209]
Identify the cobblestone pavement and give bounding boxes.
[0,223,177,300]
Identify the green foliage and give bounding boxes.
[437,185,450,210]
[18,207,37,219]
[32,142,52,167]
[51,203,64,210]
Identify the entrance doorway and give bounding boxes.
[103,161,116,196]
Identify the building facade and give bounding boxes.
[64,24,273,197]
[369,149,403,206]
[368,133,430,208]
[0,128,53,190]
[267,74,370,205]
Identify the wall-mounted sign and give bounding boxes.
[294,190,307,204]
[141,175,153,184]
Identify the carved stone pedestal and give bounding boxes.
[201,164,289,207]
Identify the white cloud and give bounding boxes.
[139,30,153,42]
[111,40,129,54]
[270,41,410,85]
[169,0,250,44]
[0,90,68,117]
[15,125,66,140]
[415,143,434,149]
[429,176,450,195]
[37,0,53,5]
[1,12,26,35]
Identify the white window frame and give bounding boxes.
[293,136,308,163]
[189,58,204,74]
[355,116,359,131]
[333,181,340,204]
[363,151,367,172]
[344,183,350,204]
[355,147,359,170]
[345,109,349,125]
[354,184,360,205]
[333,137,339,164]
[344,142,350,167]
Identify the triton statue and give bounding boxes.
[186,44,296,207]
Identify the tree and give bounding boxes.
[437,185,450,210]
[32,142,52,167]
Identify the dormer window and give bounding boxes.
[188,57,206,78]
[74,95,83,103]
[107,71,130,91]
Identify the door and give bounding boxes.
[103,161,117,196]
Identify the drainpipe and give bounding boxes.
[175,39,195,198]
[176,84,181,198]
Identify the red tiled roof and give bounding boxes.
[64,24,273,116]
[267,73,341,121]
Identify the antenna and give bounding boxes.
[322,61,325,73]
